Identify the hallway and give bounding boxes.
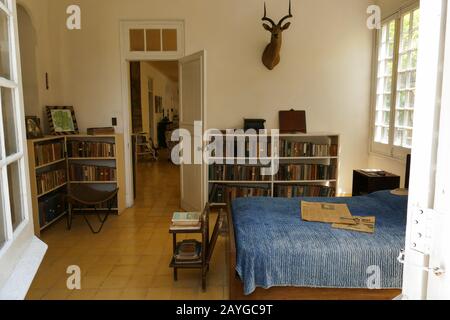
[26,160,228,300]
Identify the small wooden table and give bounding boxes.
[169,204,221,291]
[352,170,401,196]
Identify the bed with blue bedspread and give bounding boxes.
[230,191,408,296]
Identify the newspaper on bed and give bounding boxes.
[332,216,376,234]
[301,202,356,224]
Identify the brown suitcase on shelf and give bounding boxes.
[279,110,307,134]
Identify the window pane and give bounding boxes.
[129,29,145,51]
[395,9,420,148]
[1,87,19,156]
[374,20,396,145]
[7,161,24,230]
[375,126,389,145]
[162,29,177,51]
[146,29,161,51]
[0,9,11,79]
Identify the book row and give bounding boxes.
[34,142,65,167]
[67,141,116,158]
[36,169,67,195]
[209,165,272,182]
[274,185,336,198]
[279,141,338,157]
[209,184,271,203]
[208,140,338,158]
[209,137,272,158]
[209,183,335,202]
[69,164,117,182]
[277,164,337,181]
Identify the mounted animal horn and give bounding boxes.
[262,0,293,70]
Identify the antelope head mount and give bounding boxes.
[262,0,293,70]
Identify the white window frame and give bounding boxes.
[370,2,420,160]
[122,20,185,61]
[0,0,47,300]
[0,0,32,259]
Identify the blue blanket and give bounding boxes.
[232,191,408,295]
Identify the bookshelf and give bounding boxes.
[207,133,340,204]
[27,134,126,236]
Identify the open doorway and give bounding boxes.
[129,60,180,200]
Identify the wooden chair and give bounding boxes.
[66,184,119,234]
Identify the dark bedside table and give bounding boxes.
[352,170,401,196]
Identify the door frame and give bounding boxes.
[120,20,207,208]
[425,0,450,299]
[402,0,448,300]
[178,51,207,211]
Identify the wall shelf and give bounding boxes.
[27,134,126,237]
[35,158,66,170]
[207,133,340,201]
[37,182,68,198]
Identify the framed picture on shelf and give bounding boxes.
[25,116,44,139]
[46,106,79,135]
[279,110,307,134]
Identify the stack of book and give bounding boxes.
[209,183,271,203]
[170,212,201,231]
[69,164,117,182]
[279,141,338,157]
[228,185,271,201]
[36,169,67,195]
[209,136,272,158]
[275,184,335,198]
[277,164,337,181]
[209,164,272,181]
[67,141,116,158]
[34,142,65,166]
[174,240,202,264]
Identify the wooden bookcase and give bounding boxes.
[207,132,340,205]
[27,134,126,236]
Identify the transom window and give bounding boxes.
[122,21,185,61]
[0,0,28,250]
[372,4,420,158]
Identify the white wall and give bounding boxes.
[140,62,178,144]
[18,5,39,117]
[23,0,374,194]
[17,0,67,133]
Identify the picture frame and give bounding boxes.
[25,116,44,139]
[279,110,307,134]
[46,106,79,135]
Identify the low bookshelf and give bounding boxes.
[207,132,340,205]
[27,134,126,236]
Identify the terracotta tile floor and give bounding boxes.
[26,158,229,300]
